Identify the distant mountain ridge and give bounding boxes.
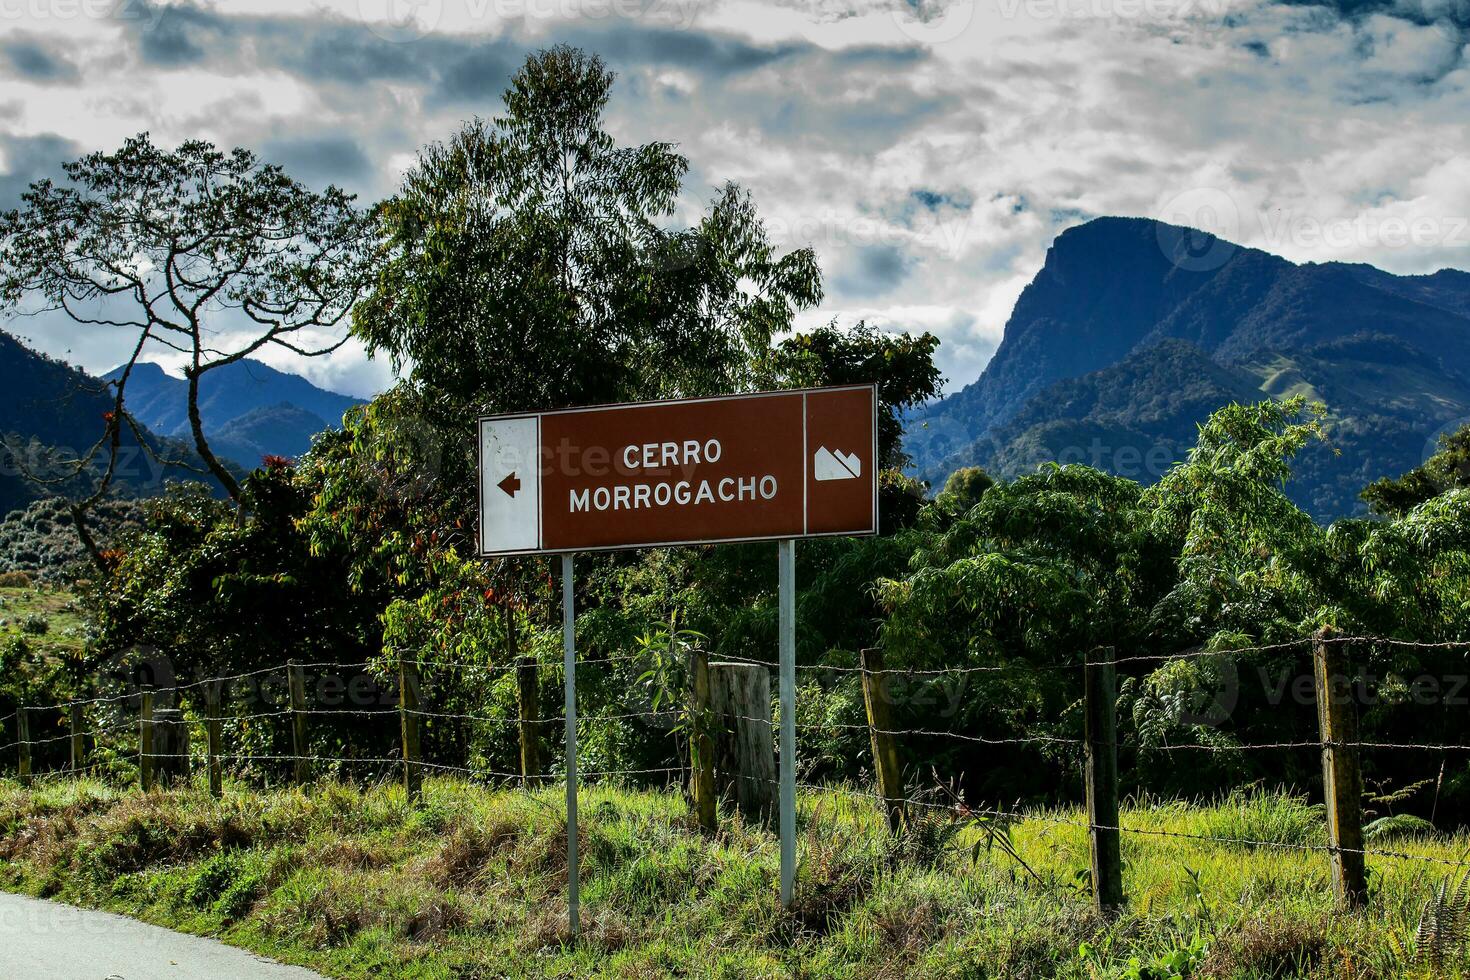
[0,331,216,516]
[906,217,1470,520]
[104,359,362,467]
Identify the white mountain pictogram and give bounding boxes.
[813,446,861,481]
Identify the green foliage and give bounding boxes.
[763,320,943,472]
[0,497,145,583]
[1195,789,1325,848]
[354,45,820,420]
[1,781,1466,978]
[932,466,994,519]
[1365,814,1438,842]
[0,584,91,732]
[1363,425,1470,516]
[0,133,372,502]
[881,463,1170,661]
[1413,870,1470,973]
[1143,398,1331,645]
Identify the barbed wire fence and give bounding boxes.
[3,632,1470,917]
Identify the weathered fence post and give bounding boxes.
[1084,646,1124,914]
[16,708,31,786]
[204,682,223,799]
[69,703,85,773]
[288,661,309,785]
[506,603,541,784]
[516,660,542,784]
[1313,630,1367,908]
[516,656,541,782]
[709,662,776,823]
[139,686,155,792]
[689,647,718,833]
[860,647,905,832]
[153,707,190,786]
[399,657,423,804]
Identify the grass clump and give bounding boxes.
[0,776,1465,978]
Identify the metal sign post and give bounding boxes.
[562,552,580,939]
[778,538,797,907]
[477,385,878,920]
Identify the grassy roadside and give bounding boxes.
[0,777,1465,979]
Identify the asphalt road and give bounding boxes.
[0,891,327,980]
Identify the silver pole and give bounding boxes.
[562,552,580,939]
[778,538,796,907]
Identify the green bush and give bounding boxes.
[186,851,265,921]
[1198,789,1325,848]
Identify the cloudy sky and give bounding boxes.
[1,0,1467,397]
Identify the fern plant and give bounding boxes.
[1415,868,1470,974]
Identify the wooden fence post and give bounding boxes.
[517,657,542,784]
[288,661,309,785]
[16,708,31,786]
[153,707,190,786]
[1313,630,1367,908]
[860,648,905,832]
[399,658,423,804]
[69,703,85,773]
[689,648,718,833]
[709,662,776,823]
[1084,646,1124,914]
[139,686,155,792]
[204,682,223,799]
[506,603,541,784]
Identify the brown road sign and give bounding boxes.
[478,385,878,556]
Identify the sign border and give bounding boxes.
[476,383,879,557]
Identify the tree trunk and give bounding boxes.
[186,365,242,502]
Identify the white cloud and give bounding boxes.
[0,0,1466,397]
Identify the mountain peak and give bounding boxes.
[102,356,362,461]
[904,218,1470,520]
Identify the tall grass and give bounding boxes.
[0,777,1465,979]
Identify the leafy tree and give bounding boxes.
[354,45,821,422]
[880,465,1170,666]
[1362,425,1470,516]
[763,320,942,471]
[933,466,994,519]
[0,133,372,514]
[339,45,823,674]
[761,319,943,532]
[1143,398,1331,645]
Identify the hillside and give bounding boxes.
[906,217,1470,519]
[105,359,361,468]
[0,331,212,517]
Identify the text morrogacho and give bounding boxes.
[477,385,878,556]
